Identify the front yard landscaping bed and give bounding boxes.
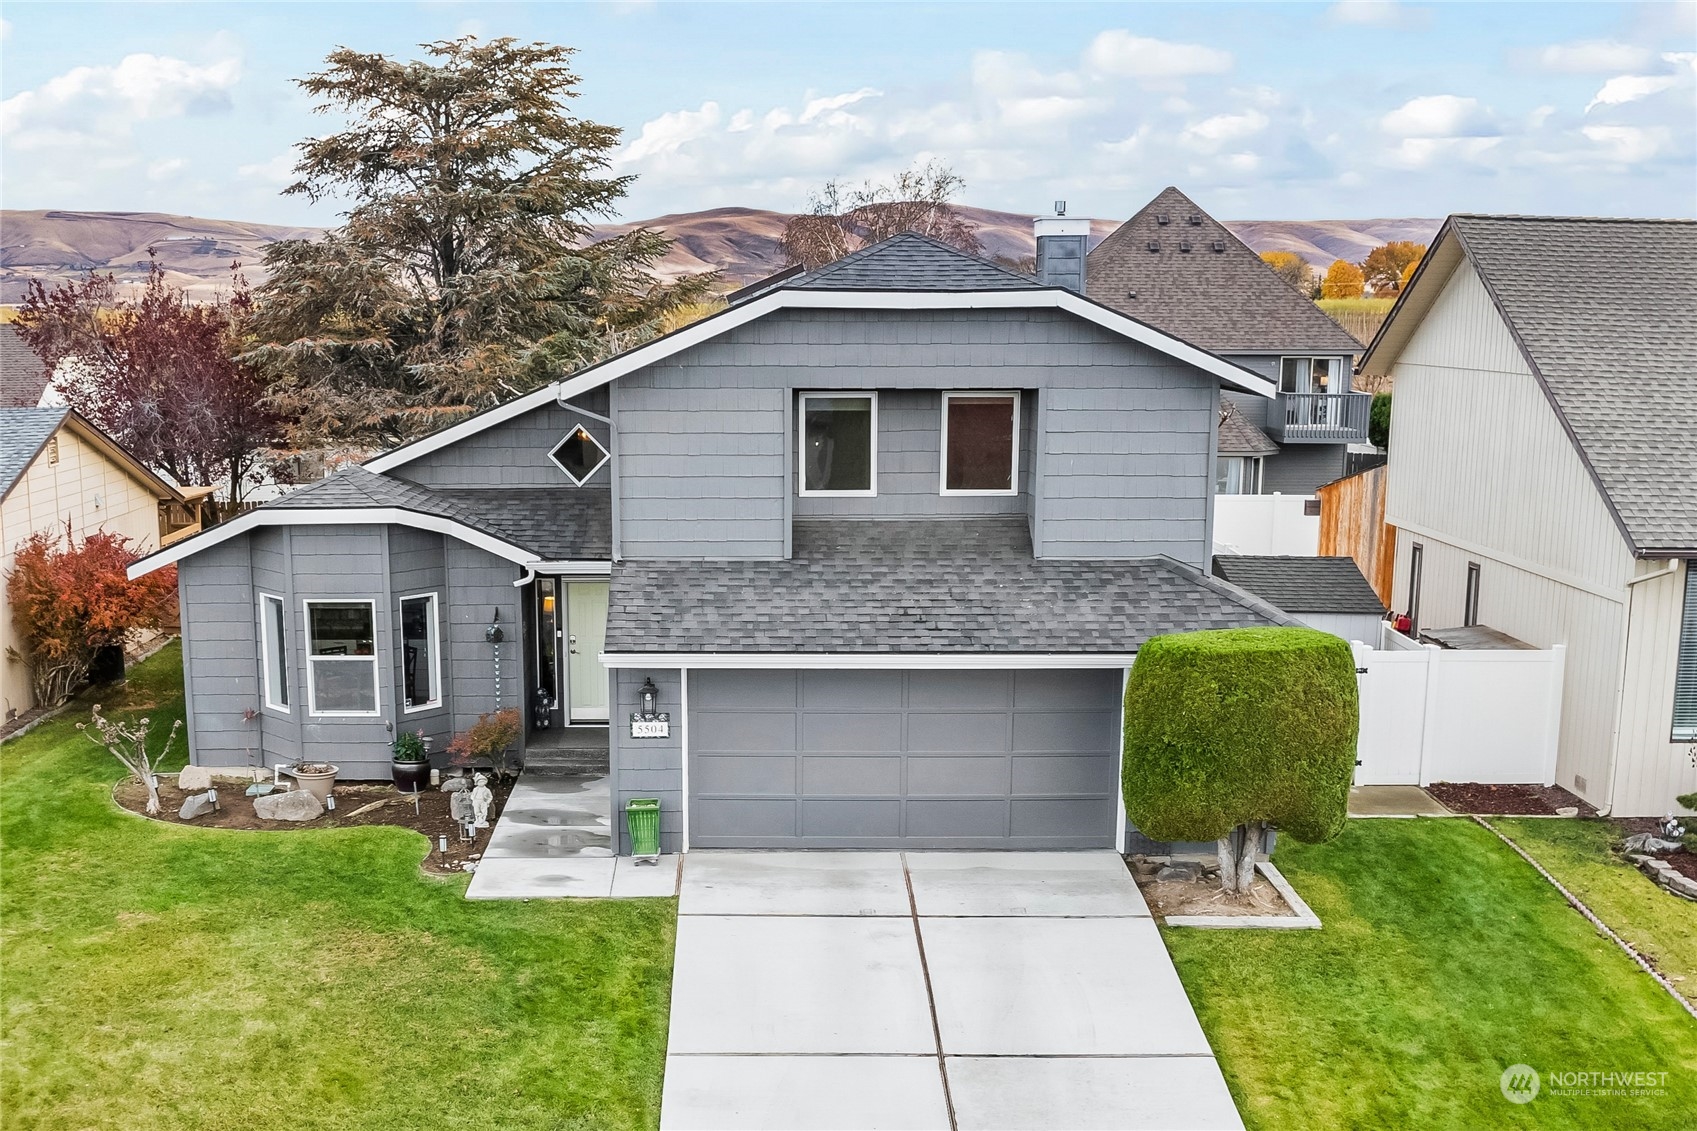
[1164,818,1697,1129]
[2,642,675,1131]
[113,774,514,875]
[1426,780,1596,815]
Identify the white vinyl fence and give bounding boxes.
[1351,638,1566,787]
[1212,493,1320,557]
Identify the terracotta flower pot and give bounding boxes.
[290,763,339,804]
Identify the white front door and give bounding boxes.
[565,582,609,722]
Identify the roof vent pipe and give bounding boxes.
[1034,207,1091,294]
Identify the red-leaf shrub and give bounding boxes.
[5,524,177,707]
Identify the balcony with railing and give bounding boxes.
[1266,391,1373,444]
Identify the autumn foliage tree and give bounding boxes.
[1259,251,1315,296]
[5,525,177,708]
[1360,241,1425,295]
[780,161,983,271]
[247,37,713,449]
[15,260,279,520]
[1321,259,1366,299]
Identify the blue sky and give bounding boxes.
[2,2,1693,226]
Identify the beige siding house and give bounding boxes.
[2,407,191,720]
[1362,215,1697,817]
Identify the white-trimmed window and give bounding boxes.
[304,599,380,717]
[549,424,611,485]
[799,392,877,496]
[1280,357,1342,393]
[1215,456,1262,496]
[941,391,1019,495]
[399,592,442,712]
[259,593,290,712]
[1673,563,1697,741]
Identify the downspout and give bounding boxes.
[1596,558,1683,816]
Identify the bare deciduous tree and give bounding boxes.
[780,161,983,270]
[78,705,183,816]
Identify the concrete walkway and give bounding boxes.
[1349,784,1454,817]
[465,770,677,899]
[660,851,1243,1131]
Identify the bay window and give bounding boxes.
[304,599,380,717]
[400,593,441,712]
[259,593,289,712]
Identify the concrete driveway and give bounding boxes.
[660,851,1242,1131]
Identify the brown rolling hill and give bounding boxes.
[1,206,1441,302]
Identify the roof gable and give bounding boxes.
[1087,186,1363,355]
[0,325,53,408]
[1365,214,1697,555]
[1,407,70,499]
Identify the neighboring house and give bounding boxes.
[2,406,190,720]
[1361,214,1697,817]
[133,233,1296,854]
[1211,555,1386,644]
[1085,186,1371,498]
[0,324,59,408]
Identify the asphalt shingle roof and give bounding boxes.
[788,232,1042,292]
[267,467,610,560]
[1,406,69,499]
[1211,555,1387,615]
[607,517,1291,654]
[1447,215,1697,554]
[0,326,52,409]
[1087,187,1363,356]
[1217,402,1280,457]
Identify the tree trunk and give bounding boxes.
[1216,830,1239,893]
[1236,821,1264,895]
[143,773,162,816]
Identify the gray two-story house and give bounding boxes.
[134,234,1291,854]
[1087,187,1371,495]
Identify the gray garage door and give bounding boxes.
[688,669,1122,849]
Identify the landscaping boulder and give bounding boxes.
[441,776,469,792]
[1622,832,1683,854]
[254,789,323,822]
[177,765,214,791]
[178,791,216,820]
[1156,862,1204,883]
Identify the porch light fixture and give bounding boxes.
[638,678,659,718]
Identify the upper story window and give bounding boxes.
[1216,456,1261,495]
[304,599,380,717]
[550,425,610,485]
[1281,357,1342,394]
[800,392,877,496]
[400,592,442,712]
[941,391,1019,495]
[259,593,289,712]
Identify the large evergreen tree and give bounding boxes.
[247,37,712,447]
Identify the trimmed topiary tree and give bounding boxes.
[1123,626,1359,895]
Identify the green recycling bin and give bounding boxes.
[626,797,661,862]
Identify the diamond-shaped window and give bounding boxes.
[549,425,610,485]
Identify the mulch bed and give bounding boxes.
[1426,781,1597,816]
[1127,857,1297,920]
[1611,817,1697,884]
[114,774,514,875]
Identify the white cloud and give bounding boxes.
[1586,72,1682,112]
[1183,110,1270,148]
[1387,135,1502,169]
[1380,95,1495,138]
[619,101,724,162]
[146,157,186,181]
[237,153,295,184]
[1536,39,1654,73]
[1327,2,1424,27]
[2,52,241,152]
[1082,30,1232,80]
[1581,124,1670,163]
[799,88,880,125]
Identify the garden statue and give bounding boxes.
[471,773,493,829]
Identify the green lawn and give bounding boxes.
[1,642,675,1131]
[1165,819,1697,1130]
[1492,816,1697,1005]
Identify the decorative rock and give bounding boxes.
[1622,832,1683,854]
[1554,806,1579,818]
[177,765,214,791]
[441,776,469,792]
[1155,862,1204,883]
[178,791,215,820]
[254,789,324,822]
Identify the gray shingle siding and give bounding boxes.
[390,389,611,490]
[1260,443,1348,495]
[608,666,683,853]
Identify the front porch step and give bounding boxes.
[523,750,611,776]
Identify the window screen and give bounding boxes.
[1674,564,1697,740]
[801,394,875,494]
[400,594,440,710]
[305,601,378,715]
[943,393,1017,493]
[261,595,289,710]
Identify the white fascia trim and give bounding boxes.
[364,287,1276,474]
[600,651,1138,670]
[129,507,549,578]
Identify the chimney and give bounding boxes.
[1034,201,1090,293]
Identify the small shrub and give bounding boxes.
[447,709,522,779]
[391,730,428,762]
[1370,392,1392,449]
[1123,627,1359,893]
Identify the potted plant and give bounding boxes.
[446,709,523,781]
[391,730,430,793]
[289,760,339,804]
